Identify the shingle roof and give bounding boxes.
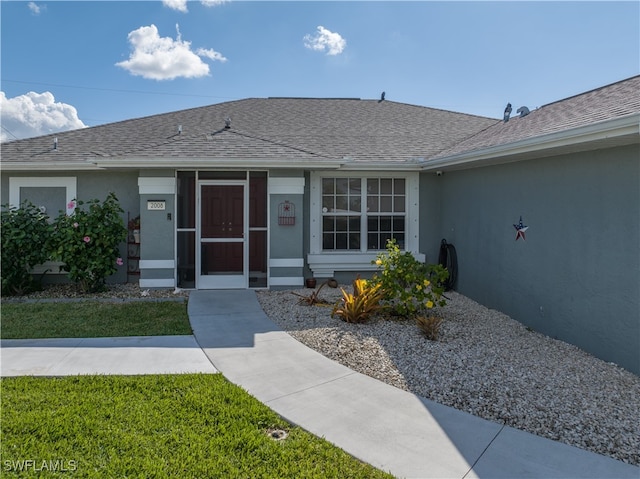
[3,76,637,170]
[431,76,640,160]
[1,98,497,168]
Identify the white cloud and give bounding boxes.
[303,26,346,56]
[0,91,86,142]
[27,2,42,15]
[196,47,227,62]
[200,0,228,6]
[163,0,227,12]
[116,24,226,81]
[163,0,188,13]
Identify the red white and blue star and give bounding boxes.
[514,216,529,241]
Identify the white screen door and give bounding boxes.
[197,181,247,289]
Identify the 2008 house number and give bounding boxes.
[147,201,166,210]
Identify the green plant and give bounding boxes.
[415,315,443,341]
[51,193,127,293]
[331,276,385,323]
[291,280,329,305]
[1,202,53,295]
[371,239,448,318]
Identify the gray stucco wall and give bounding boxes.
[435,144,639,374]
[1,171,139,284]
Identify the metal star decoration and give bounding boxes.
[514,216,529,241]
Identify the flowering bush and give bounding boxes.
[51,193,127,293]
[370,239,448,317]
[1,202,53,295]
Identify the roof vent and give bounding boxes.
[53,137,58,150]
[224,117,231,129]
[178,124,182,135]
[517,106,530,118]
[503,103,512,122]
[379,91,385,103]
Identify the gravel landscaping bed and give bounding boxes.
[5,283,638,465]
[257,286,640,466]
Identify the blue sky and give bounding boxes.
[1,1,639,141]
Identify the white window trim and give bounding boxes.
[9,177,77,215]
[308,172,422,276]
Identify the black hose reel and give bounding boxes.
[438,239,458,291]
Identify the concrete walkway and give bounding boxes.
[1,335,217,376]
[188,290,639,479]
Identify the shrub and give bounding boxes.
[51,193,127,293]
[371,239,448,318]
[1,202,53,295]
[331,276,385,323]
[291,280,329,305]
[415,315,443,341]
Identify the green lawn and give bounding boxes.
[1,374,392,478]
[0,301,192,339]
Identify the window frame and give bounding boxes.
[309,171,420,255]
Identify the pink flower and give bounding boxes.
[67,201,75,210]
[116,257,124,266]
[73,222,79,228]
[83,236,91,243]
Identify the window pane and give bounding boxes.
[380,216,392,231]
[368,178,379,194]
[394,178,405,195]
[322,178,334,194]
[249,172,267,228]
[367,196,378,212]
[368,233,379,250]
[394,234,405,249]
[349,233,361,250]
[177,231,195,288]
[393,217,405,232]
[349,217,361,231]
[249,230,267,288]
[322,195,334,211]
[380,233,392,247]
[394,196,405,213]
[336,217,347,231]
[368,216,378,232]
[323,233,334,250]
[380,196,392,212]
[177,171,195,229]
[349,195,361,212]
[349,178,361,195]
[335,195,348,211]
[323,216,335,232]
[336,233,347,249]
[336,178,348,194]
[380,178,393,194]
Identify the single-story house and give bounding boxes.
[2,76,638,374]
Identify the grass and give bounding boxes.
[0,301,192,339]
[1,374,393,478]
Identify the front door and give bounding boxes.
[198,182,246,288]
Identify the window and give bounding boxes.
[320,176,407,251]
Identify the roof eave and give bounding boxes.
[0,161,104,171]
[421,113,640,172]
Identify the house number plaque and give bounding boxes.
[147,200,166,211]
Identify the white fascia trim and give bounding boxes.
[138,177,176,195]
[9,176,77,214]
[1,162,102,171]
[139,278,175,288]
[93,158,346,170]
[269,258,304,268]
[268,177,305,195]
[422,113,640,171]
[139,260,175,269]
[269,276,304,286]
